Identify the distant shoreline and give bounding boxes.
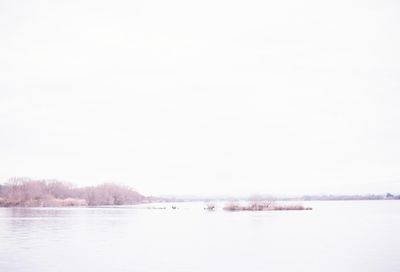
[1,177,399,208]
[159,194,400,203]
[0,178,147,208]
[0,197,399,208]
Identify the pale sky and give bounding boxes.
[1,0,400,196]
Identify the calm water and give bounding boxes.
[0,201,399,272]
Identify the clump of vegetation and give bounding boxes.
[223,200,311,211]
[0,177,146,207]
[204,202,216,211]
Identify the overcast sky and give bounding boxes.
[1,0,400,196]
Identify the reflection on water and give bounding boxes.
[1,201,400,272]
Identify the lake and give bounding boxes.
[0,201,399,272]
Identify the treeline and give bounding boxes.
[0,177,146,207]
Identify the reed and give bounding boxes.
[223,201,312,211]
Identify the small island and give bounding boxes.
[223,201,312,211]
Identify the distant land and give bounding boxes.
[153,193,400,202]
[0,177,147,207]
[0,177,399,207]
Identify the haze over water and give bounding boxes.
[1,201,399,272]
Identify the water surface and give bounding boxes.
[0,201,399,272]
